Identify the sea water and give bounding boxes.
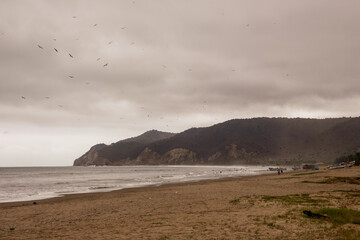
[0,165,273,203]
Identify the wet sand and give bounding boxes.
[1,166,359,240]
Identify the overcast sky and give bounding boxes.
[1,0,360,166]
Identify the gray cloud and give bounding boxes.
[1,0,360,166]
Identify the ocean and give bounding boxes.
[0,165,273,203]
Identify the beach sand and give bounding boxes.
[1,166,359,240]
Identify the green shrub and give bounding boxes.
[316,208,360,225]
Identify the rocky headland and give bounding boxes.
[74,117,360,166]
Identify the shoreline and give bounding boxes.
[0,168,278,207]
[1,166,359,239]
[0,165,277,205]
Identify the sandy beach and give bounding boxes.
[1,166,359,240]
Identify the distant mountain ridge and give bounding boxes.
[73,117,360,166]
[74,130,175,166]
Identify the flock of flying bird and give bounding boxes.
[14,13,253,122]
[20,19,155,121]
[20,20,114,105]
[37,44,77,62]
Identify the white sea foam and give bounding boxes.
[0,165,275,203]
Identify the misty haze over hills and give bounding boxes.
[74,117,360,166]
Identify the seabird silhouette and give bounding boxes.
[108,41,113,45]
[69,53,73,58]
[103,63,108,67]
[37,45,44,49]
[68,76,74,78]
[93,24,97,27]
[54,48,58,52]
[96,58,101,61]
[21,96,26,99]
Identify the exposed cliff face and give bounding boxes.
[73,144,109,166]
[74,117,360,166]
[134,147,160,165]
[161,148,198,165]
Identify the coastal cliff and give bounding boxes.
[74,117,360,166]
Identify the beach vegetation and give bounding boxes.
[314,208,360,225]
[158,236,170,240]
[277,176,300,180]
[293,171,323,176]
[301,180,326,184]
[302,177,360,185]
[152,222,163,225]
[349,193,360,197]
[229,198,240,204]
[324,177,360,184]
[334,228,360,240]
[333,189,359,193]
[261,194,328,206]
[262,218,285,230]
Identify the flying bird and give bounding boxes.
[21,96,26,99]
[54,48,58,52]
[93,24,97,27]
[72,16,77,18]
[68,76,74,78]
[45,97,50,99]
[103,63,108,67]
[53,38,56,41]
[37,45,44,49]
[69,53,73,58]
[96,58,101,61]
[108,41,113,45]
